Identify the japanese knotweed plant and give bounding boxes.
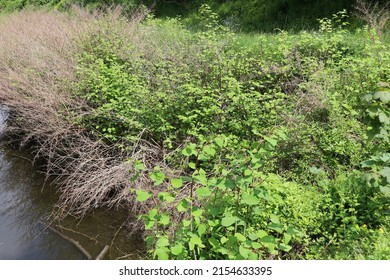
[361,82,390,196]
[133,132,304,260]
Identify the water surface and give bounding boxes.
[0,106,144,259]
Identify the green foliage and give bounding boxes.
[74,9,375,180]
[206,0,363,32]
[61,4,389,259]
[138,135,389,260]
[359,82,390,215]
[302,169,389,259]
[137,9,389,260]
[362,84,390,145]
[2,0,387,32]
[137,133,311,260]
[75,9,292,150]
[3,2,388,259]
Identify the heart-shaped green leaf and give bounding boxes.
[171,244,184,256]
[221,216,239,227]
[196,186,212,198]
[241,193,260,205]
[171,178,183,188]
[374,91,390,103]
[135,190,151,202]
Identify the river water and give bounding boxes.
[0,106,144,259]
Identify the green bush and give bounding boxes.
[73,6,387,180]
[126,8,389,260]
[135,133,308,260]
[136,137,389,260]
[75,8,292,149]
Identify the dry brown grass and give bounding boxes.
[0,7,177,226]
[354,0,390,41]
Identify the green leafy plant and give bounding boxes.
[135,132,310,260]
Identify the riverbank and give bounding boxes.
[0,125,145,259]
[1,106,144,259]
[0,6,389,260]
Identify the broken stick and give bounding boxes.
[96,245,109,260]
[39,221,92,260]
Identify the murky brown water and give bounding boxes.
[0,106,145,259]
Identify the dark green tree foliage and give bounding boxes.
[210,0,355,31]
[1,1,388,31]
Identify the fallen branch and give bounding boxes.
[56,224,101,245]
[96,245,110,260]
[115,253,137,260]
[109,219,127,252]
[39,221,92,260]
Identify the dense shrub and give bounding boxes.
[74,7,381,182]
[75,10,290,147]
